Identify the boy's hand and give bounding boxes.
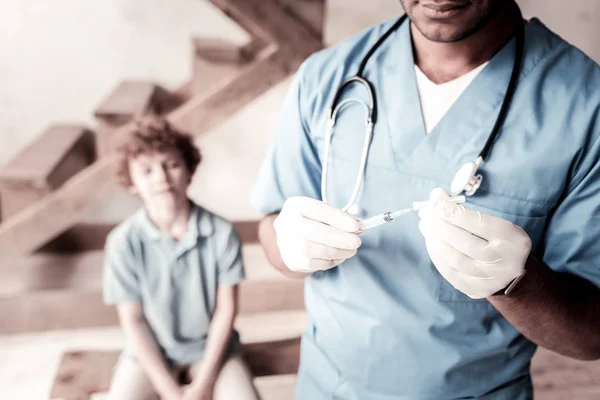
[182,381,214,400]
[160,385,184,400]
[274,196,362,273]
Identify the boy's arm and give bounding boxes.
[117,303,182,400]
[187,284,238,394]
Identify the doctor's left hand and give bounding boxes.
[417,188,531,299]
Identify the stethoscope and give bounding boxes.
[321,12,525,214]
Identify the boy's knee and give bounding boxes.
[213,355,260,400]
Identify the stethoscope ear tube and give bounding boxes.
[457,8,525,196]
[322,98,374,211]
[477,5,525,162]
[329,76,378,123]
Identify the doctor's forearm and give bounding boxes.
[488,256,600,360]
[258,214,309,279]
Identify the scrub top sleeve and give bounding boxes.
[216,223,245,286]
[102,232,142,305]
[542,133,600,287]
[250,61,323,215]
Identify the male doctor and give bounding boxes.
[251,0,600,398]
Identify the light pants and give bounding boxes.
[107,354,261,400]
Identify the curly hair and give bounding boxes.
[112,115,201,188]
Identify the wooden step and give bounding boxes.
[280,0,325,39]
[0,156,118,257]
[0,125,95,222]
[49,310,306,399]
[94,81,179,122]
[235,310,307,344]
[255,373,297,400]
[0,245,286,296]
[532,346,600,398]
[89,375,298,400]
[53,357,299,400]
[93,81,181,157]
[58,365,298,400]
[0,282,304,335]
[236,310,306,377]
[0,246,304,334]
[40,220,260,253]
[192,37,264,95]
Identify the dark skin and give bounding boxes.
[400,0,519,83]
[258,0,600,361]
[492,256,600,361]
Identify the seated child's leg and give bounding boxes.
[190,354,261,400]
[213,355,262,400]
[108,355,162,400]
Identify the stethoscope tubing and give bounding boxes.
[321,6,525,210]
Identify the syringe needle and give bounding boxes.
[358,195,466,233]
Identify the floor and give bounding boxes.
[2,326,600,399]
[0,327,124,399]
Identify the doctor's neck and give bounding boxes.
[405,0,522,84]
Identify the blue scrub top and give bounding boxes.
[251,16,600,400]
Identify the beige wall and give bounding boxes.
[518,0,600,62]
[0,0,248,166]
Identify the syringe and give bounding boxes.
[358,195,466,233]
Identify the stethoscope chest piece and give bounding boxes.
[451,157,483,196]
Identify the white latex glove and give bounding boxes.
[418,188,531,299]
[274,196,362,273]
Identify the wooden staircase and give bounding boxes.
[0,0,324,257]
[0,1,325,398]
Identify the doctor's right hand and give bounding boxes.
[274,197,362,274]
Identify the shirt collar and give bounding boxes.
[137,202,214,243]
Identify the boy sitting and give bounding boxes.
[103,116,260,400]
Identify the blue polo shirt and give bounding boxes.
[103,203,244,365]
